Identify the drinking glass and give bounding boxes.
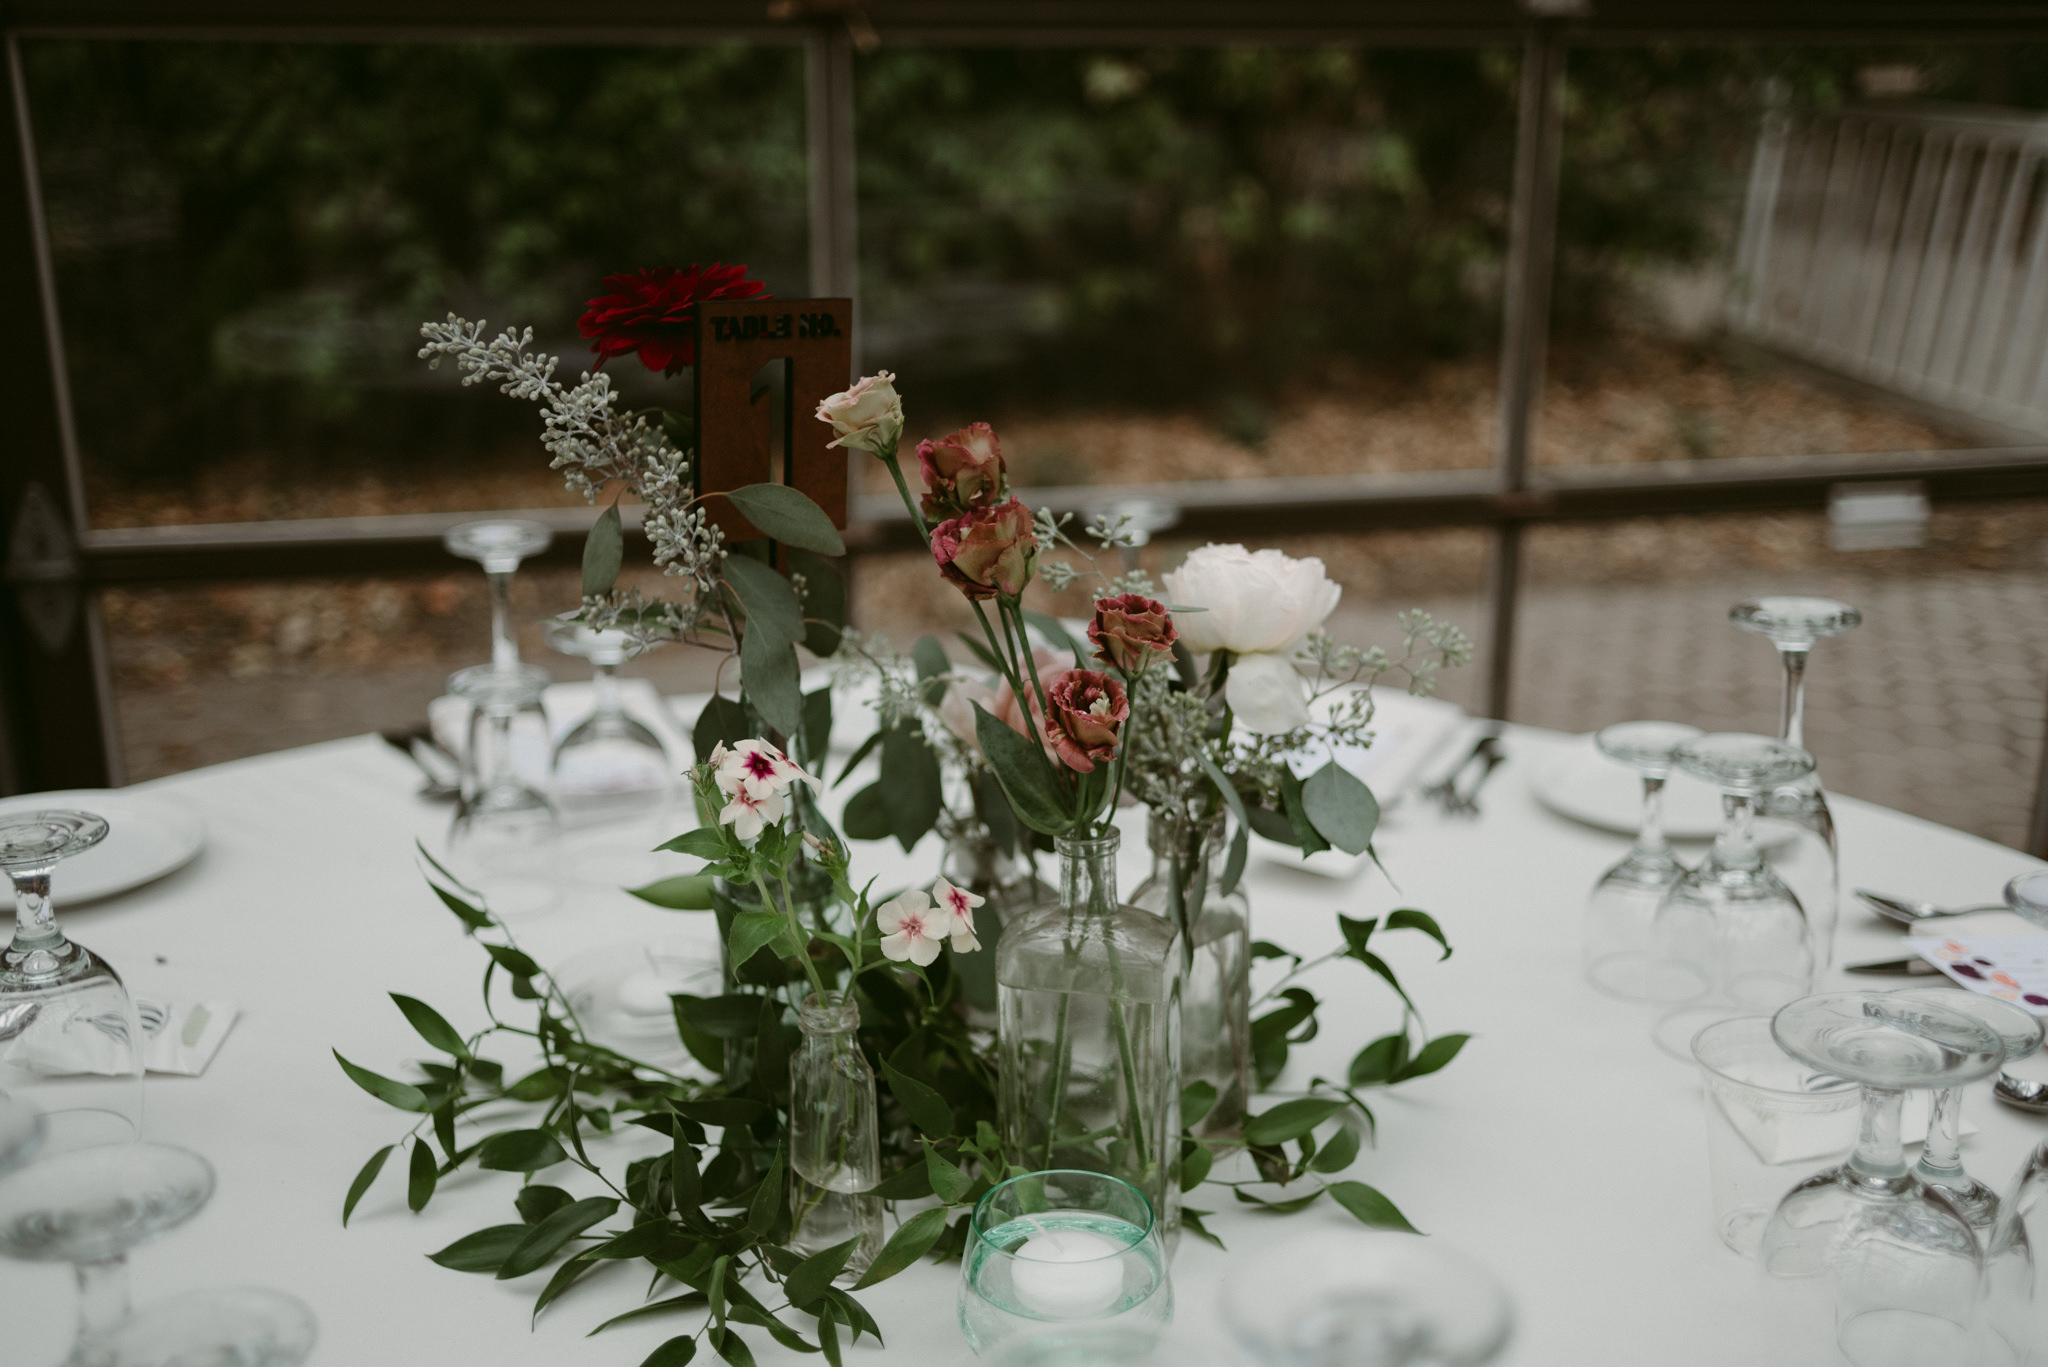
[0,811,143,1149]
[0,1143,214,1357]
[1583,720,1701,1001]
[444,518,553,670]
[448,663,561,919]
[1889,987,2045,1227]
[0,1089,43,1174]
[1983,1140,2048,1366]
[1647,735,1816,1061]
[957,1170,1172,1355]
[80,1286,318,1367]
[1221,1229,1513,1367]
[1691,1016,1861,1258]
[1759,991,2004,1367]
[979,1323,1167,1367]
[1731,596,1858,974]
[2004,872,2048,929]
[543,617,675,827]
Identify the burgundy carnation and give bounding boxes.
[930,498,1040,601]
[917,422,1008,521]
[1042,670,1129,774]
[1088,594,1177,675]
[577,263,769,376]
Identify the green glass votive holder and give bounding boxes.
[957,1170,1174,1356]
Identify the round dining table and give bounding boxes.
[2,703,2042,1367]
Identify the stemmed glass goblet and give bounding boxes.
[0,811,143,1149]
[448,663,561,919]
[1759,991,2003,1367]
[444,518,553,671]
[1583,720,1701,1001]
[1890,987,2044,1227]
[543,617,675,826]
[1221,1229,1513,1367]
[2004,872,2048,929]
[1647,735,1816,1060]
[1731,596,1859,973]
[0,1142,317,1366]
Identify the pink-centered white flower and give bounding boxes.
[932,876,984,952]
[707,738,819,843]
[876,889,950,966]
[718,784,785,843]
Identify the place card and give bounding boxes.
[1903,936,2048,1017]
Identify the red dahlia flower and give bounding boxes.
[577,264,769,376]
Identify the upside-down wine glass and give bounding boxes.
[444,518,553,671]
[543,617,675,827]
[448,663,561,919]
[1759,992,2003,1367]
[0,812,143,1150]
[2004,872,2048,930]
[1582,720,1702,1001]
[1647,735,1816,1061]
[1983,1139,2048,1364]
[1221,1229,1513,1367]
[1731,596,1859,974]
[0,1089,43,1174]
[1890,987,2044,1228]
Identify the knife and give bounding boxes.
[1843,956,1941,976]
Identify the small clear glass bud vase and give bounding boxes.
[1130,810,1250,1145]
[997,828,1184,1251]
[786,992,884,1276]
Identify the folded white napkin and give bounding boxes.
[19,998,239,1078]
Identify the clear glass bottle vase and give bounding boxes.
[786,991,884,1276]
[942,816,1051,1025]
[1130,811,1249,1145]
[997,828,1183,1251]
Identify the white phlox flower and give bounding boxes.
[713,739,821,803]
[931,877,984,953]
[876,889,948,966]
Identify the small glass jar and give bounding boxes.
[1130,810,1250,1145]
[997,829,1183,1251]
[786,991,884,1276]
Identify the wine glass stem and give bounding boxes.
[487,568,519,668]
[592,661,623,719]
[74,1255,131,1345]
[1635,775,1670,858]
[8,864,59,951]
[1849,1085,1908,1181]
[1915,1085,1966,1182]
[1713,792,1761,870]
[1776,646,1809,750]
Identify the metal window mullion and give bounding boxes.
[1484,22,1565,723]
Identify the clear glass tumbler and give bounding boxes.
[958,1170,1172,1356]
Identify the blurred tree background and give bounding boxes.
[21,38,2048,495]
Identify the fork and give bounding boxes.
[1419,727,1503,813]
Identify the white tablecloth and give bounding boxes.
[2,717,2044,1367]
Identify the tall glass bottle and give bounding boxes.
[997,829,1183,1250]
[1130,811,1248,1145]
[786,992,884,1276]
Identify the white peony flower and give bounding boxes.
[876,889,949,966]
[1223,651,1314,735]
[1162,544,1341,656]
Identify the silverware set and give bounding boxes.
[1419,728,1506,818]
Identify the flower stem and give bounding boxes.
[878,448,931,544]
[757,870,828,1003]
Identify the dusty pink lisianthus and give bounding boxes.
[930,497,1039,601]
[1042,670,1129,774]
[1088,593,1177,675]
[917,422,1008,521]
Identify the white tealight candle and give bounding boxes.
[1008,1228,1126,1318]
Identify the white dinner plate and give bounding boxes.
[1527,736,1731,841]
[0,789,207,903]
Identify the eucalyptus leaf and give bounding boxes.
[1243,1096,1347,1147]
[724,554,806,643]
[1324,1180,1419,1233]
[840,784,890,841]
[333,1051,430,1113]
[583,499,624,598]
[628,875,716,910]
[879,723,942,852]
[477,1129,568,1173]
[852,1206,948,1289]
[972,704,1070,836]
[428,1223,530,1273]
[789,551,847,657]
[693,694,752,763]
[342,1144,395,1226]
[740,620,803,739]
[390,993,470,1061]
[1300,760,1378,856]
[1277,766,1330,856]
[720,483,846,556]
[497,1195,621,1279]
[799,687,834,770]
